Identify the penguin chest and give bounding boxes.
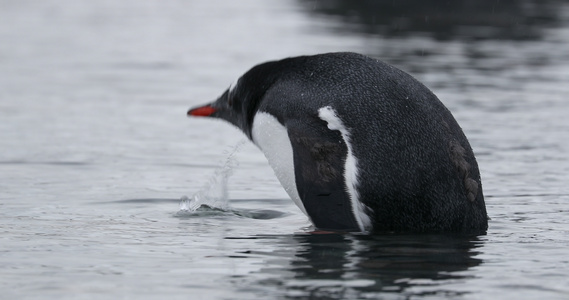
[251,112,308,216]
[251,109,372,232]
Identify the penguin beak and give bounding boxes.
[188,90,229,118]
[188,90,237,121]
[187,92,244,135]
[187,104,217,117]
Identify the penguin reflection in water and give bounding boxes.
[188,52,488,234]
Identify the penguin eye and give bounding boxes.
[227,94,233,107]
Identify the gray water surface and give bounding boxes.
[1,1,569,299]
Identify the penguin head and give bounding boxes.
[187,79,249,136]
[188,61,283,139]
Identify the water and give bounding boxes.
[1,1,569,299]
[178,139,246,212]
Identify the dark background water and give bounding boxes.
[300,0,562,40]
[1,1,568,299]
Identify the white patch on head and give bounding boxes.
[228,77,240,94]
[251,112,309,217]
[318,106,372,232]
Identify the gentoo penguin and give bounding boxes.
[188,52,488,234]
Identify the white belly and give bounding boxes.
[251,112,308,216]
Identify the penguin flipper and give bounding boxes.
[286,120,361,231]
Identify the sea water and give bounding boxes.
[178,140,247,212]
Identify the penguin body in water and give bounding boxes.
[188,52,488,233]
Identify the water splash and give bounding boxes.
[179,139,247,212]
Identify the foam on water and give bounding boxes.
[178,139,247,212]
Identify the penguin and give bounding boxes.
[188,52,488,234]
